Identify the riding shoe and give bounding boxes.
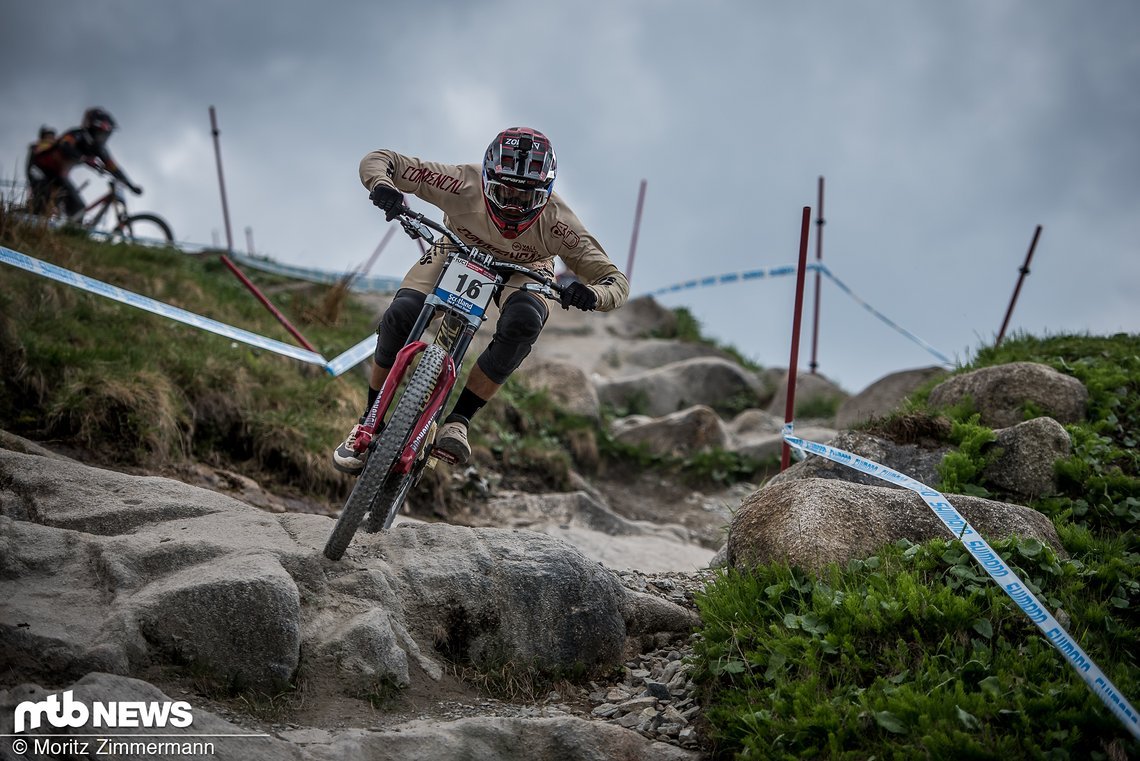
[332,419,369,475]
[435,419,471,465]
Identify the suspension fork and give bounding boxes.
[356,340,429,449]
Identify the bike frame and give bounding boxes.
[82,181,127,232]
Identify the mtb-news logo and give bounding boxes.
[13,690,194,733]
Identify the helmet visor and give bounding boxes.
[484,177,550,219]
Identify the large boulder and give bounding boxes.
[728,478,1066,572]
[612,405,729,458]
[515,356,601,421]
[597,358,766,417]
[982,417,1072,499]
[927,362,1087,428]
[836,366,949,429]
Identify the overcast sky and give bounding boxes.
[2,1,1137,393]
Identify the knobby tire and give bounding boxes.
[323,344,447,560]
[114,213,175,245]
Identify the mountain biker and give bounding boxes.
[333,127,629,474]
[26,107,142,221]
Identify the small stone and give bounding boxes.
[644,681,671,700]
[617,696,658,714]
[615,712,642,728]
[631,668,651,679]
[605,687,632,702]
[591,703,619,718]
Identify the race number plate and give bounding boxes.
[433,254,496,318]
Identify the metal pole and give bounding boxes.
[995,225,1042,348]
[809,176,825,374]
[219,254,318,352]
[781,206,813,471]
[625,179,647,287]
[245,226,255,257]
[209,106,234,253]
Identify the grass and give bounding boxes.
[692,333,1140,759]
[0,207,378,500]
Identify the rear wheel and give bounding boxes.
[113,213,175,246]
[323,345,448,560]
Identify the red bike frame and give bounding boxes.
[353,340,458,474]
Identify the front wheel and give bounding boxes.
[323,344,448,560]
[113,213,175,246]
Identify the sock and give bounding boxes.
[446,387,487,425]
[365,386,380,416]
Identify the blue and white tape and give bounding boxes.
[782,424,1140,740]
[0,247,379,377]
[646,262,823,297]
[645,262,952,367]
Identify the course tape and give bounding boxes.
[645,262,952,367]
[646,262,823,297]
[814,264,953,366]
[0,246,384,376]
[781,424,1140,741]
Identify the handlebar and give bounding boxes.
[393,205,566,300]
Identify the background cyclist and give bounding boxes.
[27,107,142,221]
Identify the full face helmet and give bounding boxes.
[81,107,116,145]
[481,127,556,238]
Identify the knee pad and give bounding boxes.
[374,288,426,368]
[476,293,548,384]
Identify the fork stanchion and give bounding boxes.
[781,206,813,471]
[219,254,319,353]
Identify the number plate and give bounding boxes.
[433,254,496,318]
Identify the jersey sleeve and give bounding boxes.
[551,203,630,312]
[359,149,472,215]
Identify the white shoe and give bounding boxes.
[434,419,471,465]
[332,422,368,475]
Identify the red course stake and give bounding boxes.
[781,207,813,471]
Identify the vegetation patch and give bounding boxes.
[692,334,1140,758]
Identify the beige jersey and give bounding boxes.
[359,149,629,312]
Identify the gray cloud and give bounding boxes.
[2,0,1137,392]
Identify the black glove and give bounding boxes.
[560,281,598,311]
[369,184,404,221]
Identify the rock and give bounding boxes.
[612,405,730,457]
[927,362,1087,428]
[728,478,1066,572]
[134,553,301,693]
[379,523,628,676]
[730,424,838,463]
[597,357,766,417]
[600,339,743,377]
[769,430,950,490]
[766,371,849,422]
[982,417,1072,499]
[516,357,602,421]
[836,366,949,429]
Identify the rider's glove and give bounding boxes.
[560,281,598,311]
[128,183,143,195]
[369,184,404,221]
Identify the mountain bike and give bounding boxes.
[22,166,175,246]
[322,206,567,560]
[74,172,175,246]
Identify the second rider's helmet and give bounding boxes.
[481,127,556,239]
[81,107,116,145]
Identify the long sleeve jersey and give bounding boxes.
[360,149,629,312]
[31,128,132,185]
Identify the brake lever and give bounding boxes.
[399,217,433,242]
